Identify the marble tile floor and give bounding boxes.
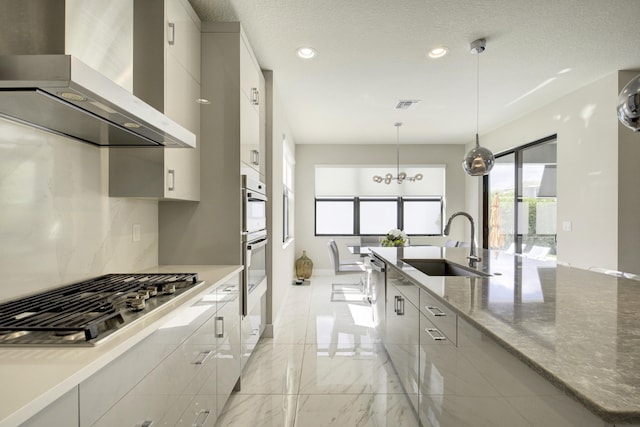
[215,274,420,427]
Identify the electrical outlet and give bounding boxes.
[132,223,141,242]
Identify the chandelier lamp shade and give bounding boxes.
[463,38,495,176]
[373,122,423,184]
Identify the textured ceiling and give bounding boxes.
[188,0,640,145]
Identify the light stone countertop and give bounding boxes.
[0,265,242,427]
[371,246,640,424]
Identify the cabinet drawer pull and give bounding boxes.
[139,421,153,427]
[167,22,175,45]
[192,350,213,365]
[425,328,446,341]
[193,409,211,427]
[167,169,175,191]
[215,316,224,338]
[426,306,446,317]
[394,295,405,316]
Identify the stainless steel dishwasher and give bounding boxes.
[370,255,387,340]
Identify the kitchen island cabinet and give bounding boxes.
[5,265,241,427]
[384,266,420,413]
[374,246,640,426]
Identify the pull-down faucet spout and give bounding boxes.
[444,212,481,265]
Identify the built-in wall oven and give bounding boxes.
[242,175,267,235]
[241,176,268,317]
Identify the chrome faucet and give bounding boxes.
[444,211,481,264]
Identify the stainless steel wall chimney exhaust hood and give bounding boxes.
[0,55,195,148]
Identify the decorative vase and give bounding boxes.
[295,250,313,279]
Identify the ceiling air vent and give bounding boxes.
[394,99,422,110]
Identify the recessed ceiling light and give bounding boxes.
[195,98,211,105]
[297,47,317,59]
[428,47,448,59]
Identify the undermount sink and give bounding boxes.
[401,259,490,277]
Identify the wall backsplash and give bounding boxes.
[0,119,158,303]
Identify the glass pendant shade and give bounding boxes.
[617,74,640,132]
[463,134,495,176]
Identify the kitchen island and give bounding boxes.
[371,246,640,426]
[0,265,242,427]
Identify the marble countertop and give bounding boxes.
[0,265,242,427]
[371,246,640,424]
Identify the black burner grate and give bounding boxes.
[0,273,199,343]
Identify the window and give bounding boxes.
[314,164,446,237]
[283,137,294,243]
[483,135,557,257]
[315,198,354,235]
[359,199,397,234]
[403,198,443,235]
[315,197,443,236]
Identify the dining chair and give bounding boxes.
[327,239,366,274]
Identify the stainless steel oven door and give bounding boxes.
[242,177,267,234]
[242,231,267,316]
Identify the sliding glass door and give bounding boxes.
[484,136,557,258]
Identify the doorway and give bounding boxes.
[483,135,557,258]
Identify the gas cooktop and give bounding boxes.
[0,273,203,346]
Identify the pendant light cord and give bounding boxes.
[396,123,400,177]
[476,49,480,148]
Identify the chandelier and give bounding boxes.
[373,122,423,184]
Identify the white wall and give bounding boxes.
[466,71,640,272]
[264,71,297,326]
[616,71,640,272]
[0,120,158,302]
[295,143,466,271]
[0,1,158,303]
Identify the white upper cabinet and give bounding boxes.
[109,0,201,201]
[239,33,266,179]
[240,38,261,110]
[201,22,266,181]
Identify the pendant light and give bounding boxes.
[617,73,640,132]
[463,38,495,176]
[373,122,423,184]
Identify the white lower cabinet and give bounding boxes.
[20,387,79,427]
[214,300,242,417]
[79,277,241,427]
[419,313,527,427]
[381,265,614,427]
[240,280,266,371]
[385,268,419,413]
